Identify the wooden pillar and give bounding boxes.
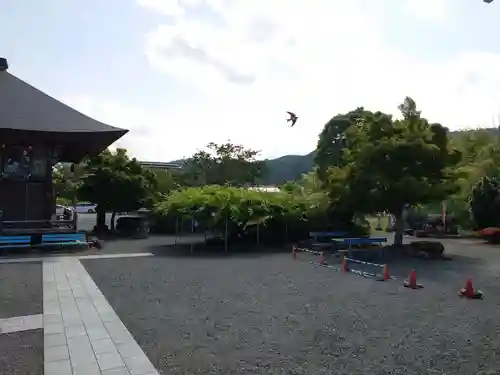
[45,145,54,221]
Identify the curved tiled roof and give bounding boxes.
[0,61,127,162]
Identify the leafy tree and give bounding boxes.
[77,148,157,232]
[152,168,188,198]
[323,97,460,245]
[280,181,302,194]
[298,171,323,194]
[470,176,500,229]
[184,142,266,186]
[314,107,373,184]
[52,163,85,205]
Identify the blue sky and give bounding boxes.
[2,0,500,161]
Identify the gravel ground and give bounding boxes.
[83,239,500,375]
[0,262,42,319]
[0,329,43,375]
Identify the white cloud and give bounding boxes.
[404,0,448,21]
[67,0,500,162]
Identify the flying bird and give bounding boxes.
[286,111,298,127]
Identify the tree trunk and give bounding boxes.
[224,216,228,253]
[95,208,107,233]
[256,223,260,246]
[110,212,117,232]
[393,209,405,246]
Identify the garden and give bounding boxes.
[53,97,500,249]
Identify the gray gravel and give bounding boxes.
[83,238,500,375]
[0,262,42,319]
[0,329,43,375]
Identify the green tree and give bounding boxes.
[52,163,85,205]
[324,97,460,245]
[77,148,157,232]
[152,168,188,197]
[470,176,500,229]
[184,142,266,186]
[280,181,302,194]
[314,107,373,184]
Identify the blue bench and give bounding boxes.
[310,231,349,240]
[341,237,387,246]
[40,232,86,247]
[0,235,32,249]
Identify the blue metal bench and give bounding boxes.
[40,232,86,247]
[0,235,32,249]
[341,237,387,246]
[310,231,349,239]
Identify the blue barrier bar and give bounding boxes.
[41,233,86,244]
[0,236,31,244]
[0,236,32,249]
[341,237,387,245]
[41,233,85,239]
[310,231,349,238]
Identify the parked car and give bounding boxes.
[75,203,97,213]
[55,204,66,217]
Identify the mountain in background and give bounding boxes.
[260,151,315,185]
[170,127,499,186]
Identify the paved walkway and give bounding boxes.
[43,255,159,375]
[0,314,42,334]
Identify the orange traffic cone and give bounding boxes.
[379,264,390,281]
[319,252,325,265]
[459,278,483,299]
[292,246,297,260]
[342,256,349,272]
[404,269,423,289]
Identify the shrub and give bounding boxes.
[153,185,316,243]
[470,176,500,229]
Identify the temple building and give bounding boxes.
[0,57,127,235]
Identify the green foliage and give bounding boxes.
[315,107,373,184]
[280,181,302,194]
[470,176,500,229]
[152,169,188,199]
[183,142,266,186]
[153,185,323,243]
[77,148,157,230]
[171,128,499,189]
[316,97,459,244]
[52,163,85,203]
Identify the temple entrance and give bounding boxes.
[0,144,50,222]
[0,181,45,221]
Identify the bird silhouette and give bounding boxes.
[286,111,298,127]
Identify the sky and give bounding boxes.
[2,0,500,162]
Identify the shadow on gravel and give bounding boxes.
[382,255,487,281]
[147,242,291,259]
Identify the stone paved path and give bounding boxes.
[43,255,159,375]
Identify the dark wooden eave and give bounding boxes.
[0,69,128,162]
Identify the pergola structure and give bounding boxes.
[0,57,127,237]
